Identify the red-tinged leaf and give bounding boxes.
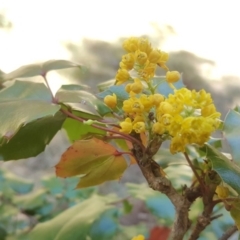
[149,226,171,240]
[55,138,128,188]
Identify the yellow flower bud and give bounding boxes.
[115,68,130,85]
[159,102,173,114]
[152,93,165,106]
[138,38,152,55]
[140,94,154,111]
[157,51,169,70]
[133,122,146,133]
[122,37,139,52]
[152,122,165,135]
[135,50,148,65]
[125,83,132,93]
[216,185,229,199]
[131,235,145,240]
[148,49,162,63]
[121,53,135,70]
[161,113,173,126]
[130,78,143,94]
[166,71,181,83]
[120,118,133,134]
[104,94,117,109]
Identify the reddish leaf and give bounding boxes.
[148,226,171,240]
[55,138,128,188]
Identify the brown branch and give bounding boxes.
[184,152,205,194]
[188,195,216,239]
[219,225,238,240]
[131,133,191,240]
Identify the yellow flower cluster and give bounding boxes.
[116,37,170,84]
[131,235,145,240]
[152,88,221,153]
[103,37,221,153]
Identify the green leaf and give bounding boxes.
[13,189,47,210]
[97,79,115,92]
[0,80,52,101]
[154,75,185,97]
[208,137,222,149]
[57,84,89,91]
[55,138,128,188]
[3,171,33,193]
[42,60,82,73]
[0,112,66,160]
[63,118,106,142]
[56,87,111,116]
[28,195,115,240]
[0,81,61,144]
[230,201,240,230]
[97,85,129,101]
[201,144,240,195]
[0,100,60,142]
[223,109,240,163]
[3,60,83,80]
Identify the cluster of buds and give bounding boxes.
[104,37,221,153]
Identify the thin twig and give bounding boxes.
[61,108,146,152]
[219,225,238,240]
[184,152,205,194]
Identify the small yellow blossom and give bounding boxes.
[152,122,165,135]
[122,37,139,52]
[104,94,117,109]
[157,51,169,70]
[152,93,165,107]
[116,68,130,85]
[135,50,148,65]
[216,185,229,199]
[158,102,174,115]
[138,38,152,55]
[125,83,132,93]
[130,78,143,94]
[121,53,135,70]
[166,71,181,83]
[120,118,133,134]
[139,62,156,82]
[140,94,154,111]
[148,49,162,63]
[133,122,146,133]
[122,97,144,114]
[131,234,145,240]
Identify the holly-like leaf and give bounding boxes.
[97,84,129,101]
[0,80,62,147]
[63,118,106,143]
[154,75,184,97]
[0,80,52,101]
[56,86,111,116]
[0,112,66,160]
[28,195,117,240]
[55,138,128,188]
[2,60,82,80]
[201,144,240,195]
[98,79,115,92]
[230,201,240,229]
[223,109,240,163]
[0,100,60,142]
